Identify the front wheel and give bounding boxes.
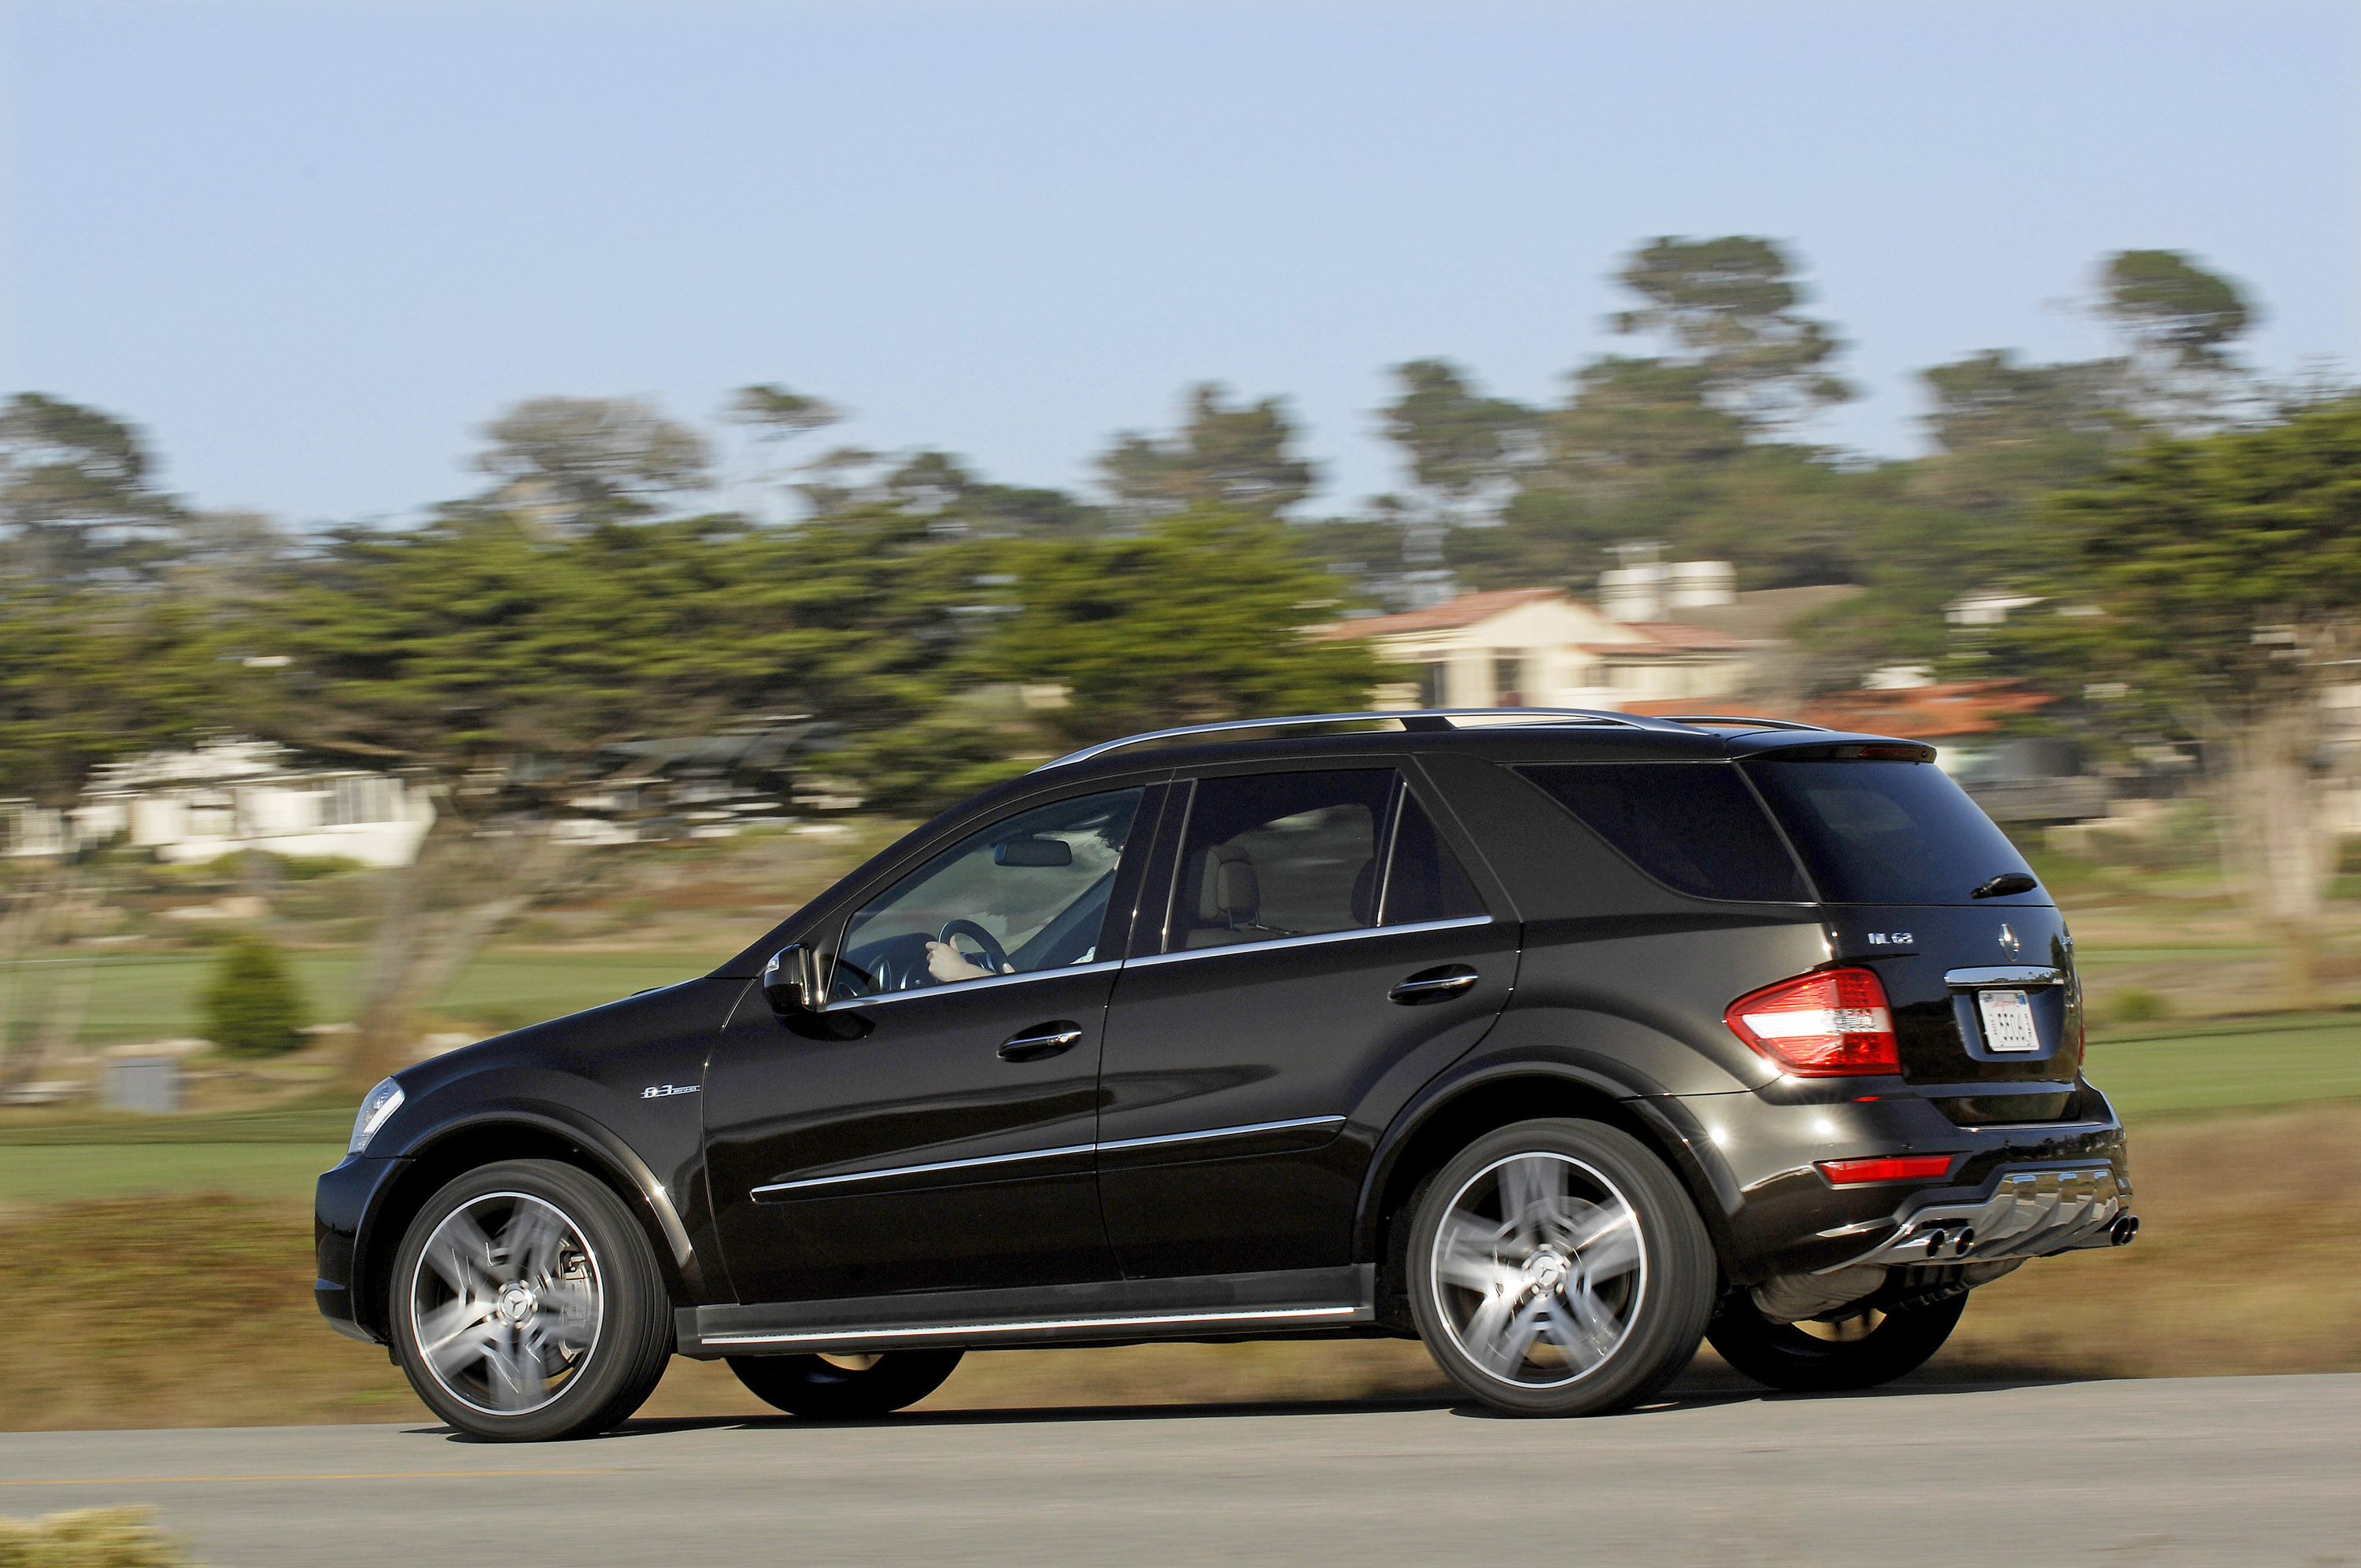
[389,1159,674,1442]
[728,1350,963,1418]
[1406,1118,1714,1417]
[1707,1292,1967,1393]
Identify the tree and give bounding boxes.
[1099,385,1317,521]
[0,582,218,804]
[2100,250,2258,434]
[201,933,308,1057]
[1380,360,1534,516]
[985,509,1380,746]
[1997,397,2361,1000]
[1610,237,1851,430]
[0,393,184,581]
[472,396,711,529]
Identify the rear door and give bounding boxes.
[1094,763,1516,1279]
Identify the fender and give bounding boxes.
[1353,1009,1753,1269]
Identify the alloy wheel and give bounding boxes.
[1429,1152,1646,1388]
[409,1191,605,1416]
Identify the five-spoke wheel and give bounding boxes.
[1408,1119,1713,1416]
[390,1160,673,1441]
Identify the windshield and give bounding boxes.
[1741,759,2038,906]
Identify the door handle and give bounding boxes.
[998,1022,1084,1062]
[1389,965,1480,1005]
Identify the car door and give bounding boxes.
[1095,763,1517,1279]
[704,784,1159,1305]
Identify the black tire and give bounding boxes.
[727,1351,964,1418]
[389,1159,674,1442]
[1707,1291,1968,1393]
[1406,1118,1714,1417]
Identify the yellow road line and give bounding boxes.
[0,1469,623,1487]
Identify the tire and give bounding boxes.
[1406,1118,1714,1417]
[1707,1292,1967,1393]
[727,1351,964,1418]
[390,1158,674,1442]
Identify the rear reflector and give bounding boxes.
[1725,968,1900,1076]
[1817,1154,1958,1186]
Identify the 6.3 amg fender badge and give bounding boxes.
[640,1083,700,1099]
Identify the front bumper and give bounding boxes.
[1819,1162,2130,1272]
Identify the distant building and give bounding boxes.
[61,740,434,867]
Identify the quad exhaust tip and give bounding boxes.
[2110,1214,2141,1246]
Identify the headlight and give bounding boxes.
[348,1078,405,1154]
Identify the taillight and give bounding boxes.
[1725,968,1899,1076]
[1816,1154,1956,1186]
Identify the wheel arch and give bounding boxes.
[354,1107,698,1342]
[1355,1064,1739,1313]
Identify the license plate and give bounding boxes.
[1977,989,2041,1053]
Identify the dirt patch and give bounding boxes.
[4,1105,2353,1431]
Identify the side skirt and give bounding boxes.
[677,1264,1376,1359]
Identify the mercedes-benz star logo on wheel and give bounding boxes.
[1997,923,2020,957]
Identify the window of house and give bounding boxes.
[1493,653,1525,707]
[1417,663,1450,708]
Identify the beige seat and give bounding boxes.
[1183,843,1262,948]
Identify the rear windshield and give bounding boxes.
[1741,759,2035,906]
[1517,764,1809,902]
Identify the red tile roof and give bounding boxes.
[1314,588,1563,640]
[1579,621,1754,655]
[1624,680,2056,739]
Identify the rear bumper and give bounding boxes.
[1664,1076,2132,1283]
[314,1152,410,1345]
[1819,1162,2129,1271]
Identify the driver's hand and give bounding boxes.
[925,940,999,983]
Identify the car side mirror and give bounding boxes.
[763,944,825,1016]
[995,837,1073,867]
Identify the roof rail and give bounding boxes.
[1654,715,1829,732]
[1031,707,1695,773]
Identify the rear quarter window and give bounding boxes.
[1517,763,1809,903]
[1741,758,2036,906]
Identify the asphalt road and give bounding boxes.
[3,1374,2354,1566]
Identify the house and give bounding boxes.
[1315,587,1756,710]
[67,740,435,868]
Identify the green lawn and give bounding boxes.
[39,947,720,1046]
[8,1013,2357,1207]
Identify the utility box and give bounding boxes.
[105,1056,179,1115]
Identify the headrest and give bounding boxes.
[1197,843,1259,923]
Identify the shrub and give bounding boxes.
[2108,987,2174,1024]
[0,1507,190,1566]
[198,933,308,1058]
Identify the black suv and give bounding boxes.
[316,710,2136,1439]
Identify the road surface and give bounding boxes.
[2,1374,2354,1565]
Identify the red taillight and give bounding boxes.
[1724,968,1899,1076]
[1817,1154,1958,1186]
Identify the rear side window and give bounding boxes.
[1518,764,1809,903]
[1742,759,2034,906]
[1168,771,1395,950]
[1383,792,1487,925]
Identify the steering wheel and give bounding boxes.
[937,918,1011,977]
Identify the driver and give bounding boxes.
[925,939,1014,985]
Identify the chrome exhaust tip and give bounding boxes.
[2110,1213,2140,1246]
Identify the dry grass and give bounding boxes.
[4,1104,2355,1432]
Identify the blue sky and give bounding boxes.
[3,1,2355,525]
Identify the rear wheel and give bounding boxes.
[390,1159,674,1442]
[727,1350,963,1418]
[1406,1118,1714,1417]
[1707,1292,1967,1393]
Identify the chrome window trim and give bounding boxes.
[1096,1114,1344,1154]
[1126,913,1493,970]
[700,1304,1359,1348]
[820,957,1124,1013]
[752,1142,1096,1197]
[749,1113,1349,1199]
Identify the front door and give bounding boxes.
[1096,766,1516,1278]
[705,785,1153,1304]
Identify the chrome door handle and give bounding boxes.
[1389,966,1480,1005]
[998,1023,1084,1062]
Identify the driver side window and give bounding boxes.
[833,788,1145,998]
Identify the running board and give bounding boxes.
[677,1264,1376,1358]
